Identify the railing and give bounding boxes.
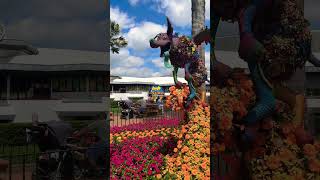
[110,106,184,127]
[0,144,38,180]
[0,144,107,180]
[111,90,147,94]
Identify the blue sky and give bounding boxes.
[110,0,210,78]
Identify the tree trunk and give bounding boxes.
[191,0,206,102]
[297,0,304,12]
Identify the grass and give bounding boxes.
[111,107,120,114]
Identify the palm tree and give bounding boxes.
[191,0,206,102]
[110,21,127,54]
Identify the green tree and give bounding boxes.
[110,21,127,54]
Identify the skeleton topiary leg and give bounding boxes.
[173,67,183,87]
[185,63,196,102]
[243,61,276,124]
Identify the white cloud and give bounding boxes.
[153,0,209,28]
[151,58,164,68]
[205,0,210,21]
[151,57,175,76]
[112,66,159,77]
[110,7,135,29]
[205,51,210,75]
[128,0,140,6]
[111,48,165,77]
[125,21,166,51]
[111,48,144,68]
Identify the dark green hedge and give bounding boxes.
[111,99,119,108]
[0,120,94,145]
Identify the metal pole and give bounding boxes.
[9,145,12,180]
[6,74,10,100]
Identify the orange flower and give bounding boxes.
[181,146,189,153]
[191,169,198,176]
[176,160,182,166]
[169,86,176,92]
[193,133,198,139]
[200,162,207,170]
[156,174,162,179]
[303,144,317,158]
[174,148,178,152]
[219,115,232,130]
[286,133,296,145]
[314,142,320,151]
[172,91,178,96]
[279,148,295,162]
[308,158,320,173]
[195,143,201,149]
[200,148,206,154]
[185,134,191,139]
[266,155,281,170]
[183,156,190,163]
[184,173,191,180]
[188,139,194,145]
[282,123,292,135]
[181,164,188,171]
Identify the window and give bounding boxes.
[52,78,59,92]
[306,88,320,97]
[72,79,80,92]
[66,78,72,91]
[0,76,6,100]
[80,78,86,91]
[53,76,87,92]
[89,77,97,91]
[97,77,104,92]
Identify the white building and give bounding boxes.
[110,76,210,101]
[0,40,108,123]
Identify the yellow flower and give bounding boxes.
[156,174,162,179]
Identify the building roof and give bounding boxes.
[10,48,108,65]
[0,39,39,63]
[111,76,210,86]
[0,48,108,71]
[111,76,188,86]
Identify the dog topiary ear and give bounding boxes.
[166,17,173,36]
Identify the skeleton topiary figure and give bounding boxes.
[194,0,320,126]
[149,17,208,106]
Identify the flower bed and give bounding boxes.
[110,85,210,179]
